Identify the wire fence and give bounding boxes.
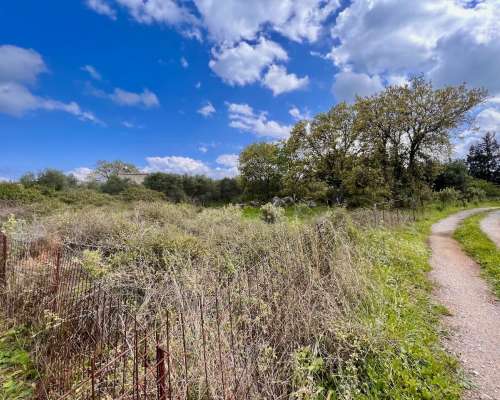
[0,206,419,399]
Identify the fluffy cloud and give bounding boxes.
[289,106,309,120]
[67,167,94,182]
[0,45,47,84]
[110,88,160,108]
[180,57,189,68]
[197,101,216,117]
[262,65,309,96]
[0,177,10,182]
[216,153,239,168]
[0,45,100,123]
[143,155,237,178]
[0,82,101,123]
[85,0,117,19]
[194,0,339,43]
[332,70,384,102]
[329,0,500,102]
[227,102,292,139]
[144,155,212,175]
[81,65,102,80]
[209,38,287,86]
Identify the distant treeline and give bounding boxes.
[1,78,499,209]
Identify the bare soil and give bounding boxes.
[429,209,500,399]
[480,210,500,248]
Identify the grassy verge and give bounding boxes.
[453,211,500,298]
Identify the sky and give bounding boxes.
[1,0,499,182]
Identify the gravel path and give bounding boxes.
[480,210,500,248]
[429,209,500,400]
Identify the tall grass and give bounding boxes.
[2,202,472,398]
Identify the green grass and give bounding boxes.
[454,210,500,298]
[0,323,36,400]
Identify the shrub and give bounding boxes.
[120,186,166,202]
[260,202,284,223]
[436,187,460,208]
[0,183,44,204]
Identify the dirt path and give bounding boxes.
[429,209,500,400]
[480,210,500,248]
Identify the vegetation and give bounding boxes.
[466,132,500,184]
[6,201,499,398]
[239,77,489,206]
[454,211,500,297]
[0,324,36,400]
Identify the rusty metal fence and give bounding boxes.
[0,232,295,399]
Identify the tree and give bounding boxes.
[93,160,139,181]
[218,177,242,203]
[355,76,487,201]
[434,160,470,192]
[100,175,132,195]
[143,173,186,203]
[466,132,500,184]
[37,169,75,191]
[239,143,283,201]
[283,103,362,203]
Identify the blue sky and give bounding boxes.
[1,0,499,181]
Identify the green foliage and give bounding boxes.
[434,161,469,192]
[55,188,115,206]
[466,132,500,184]
[260,203,284,223]
[0,183,44,204]
[144,173,241,204]
[239,142,282,201]
[0,325,36,399]
[240,78,485,206]
[101,175,133,195]
[119,186,166,202]
[436,188,460,208]
[454,212,500,297]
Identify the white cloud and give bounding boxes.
[209,37,287,86]
[262,64,309,96]
[110,88,160,108]
[0,177,10,182]
[332,70,384,103]
[81,65,102,80]
[216,153,239,168]
[195,81,202,89]
[0,45,47,84]
[289,106,309,120]
[85,0,117,19]
[197,101,216,117]
[329,0,500,98]
[0,82,102,123]
[227,102,292,139]
[198,146,208,153]
[111,0,196,25]
[122,120,143,128]
[0,45,100,123]
[194,0,339,43]
[180,57,189,68]
[67,167,94,182]
[144,155,212,175]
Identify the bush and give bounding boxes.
[260,202,284,223]
[436,187,460,208]
[0,183,44,204]
[120,186,166,202]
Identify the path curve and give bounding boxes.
[429,209,500,400]
[480,210,500,248]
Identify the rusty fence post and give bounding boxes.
[156,331,167,400]
[0,232,6,288]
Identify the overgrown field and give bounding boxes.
[454,211,500,298]
[4,202,498,399]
